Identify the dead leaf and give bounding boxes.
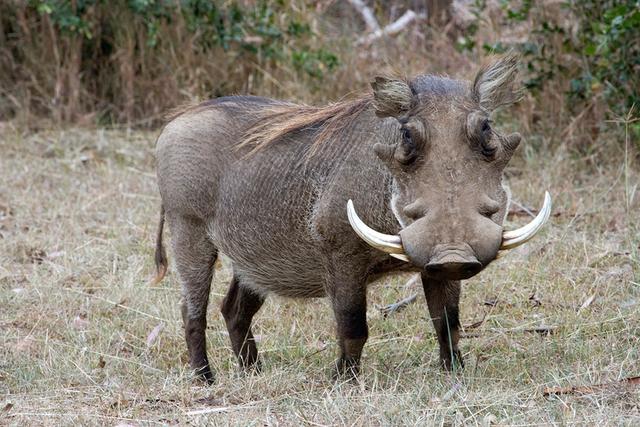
[73,313,89,330]
[484,298,498,307]
[606,213,626,232]
[482,414,497,427]
[315,340,328,350]
[529,326,556,336]
[543,376,640,396]
[0,204,13,219]
[441,382,462,402]
[529,292,542,307]
[578,293,596,312]
[77,150,95,165]
[28,248,46,264]
[97,356,106,369]
[146,323,164,348]
[3,402,13,412]
[48,250,66,259]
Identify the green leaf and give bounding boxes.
[584,42,597,56]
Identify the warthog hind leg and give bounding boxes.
[168,213,217,384]
[421,275,463,371]
[221,274,265,370]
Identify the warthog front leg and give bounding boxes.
[326,266,369,379]
[168,214,217,384]
[221,274,265,370]
[421,275,463,371]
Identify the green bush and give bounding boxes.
[567,0,640,116]
[488,0,639,118]
[1,1,340,123]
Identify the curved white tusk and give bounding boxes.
[390,253,410,262]
[347,200,407,258]
[500,191,552,250]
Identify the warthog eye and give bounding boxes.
[401,127,411,143]
[481,119,491,134]
[478,119,496,158]
[467,112,497,159]
[396,126,418,165]
[481,143,497,158]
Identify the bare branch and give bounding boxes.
[357,10,427,45]
[378,294,417,317]
[347,0,381,32]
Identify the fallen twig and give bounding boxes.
[186,407,231,416]
[508,206,575,218]
[543,376,640,396]
[464,312,487,330]
[508,199,536,218]
[378,294,418,317]
[462,326,557,338]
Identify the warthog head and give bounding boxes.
[348,55,551,280]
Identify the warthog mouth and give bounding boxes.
[346,191,552,265]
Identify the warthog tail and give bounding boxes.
[151,205,168,285]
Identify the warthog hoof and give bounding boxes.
[333,357,361,382]
[441,349,464,372]
[194,366,215,385]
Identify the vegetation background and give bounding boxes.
[1,0,639,425]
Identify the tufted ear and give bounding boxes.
[473,53,522,111]
[371,76,414,118]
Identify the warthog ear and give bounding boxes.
[473,53,522,111]
[371,76,414,118]
[503,132,522,153]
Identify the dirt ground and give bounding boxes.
[1,125,639,425]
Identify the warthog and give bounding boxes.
[153,54,551,383]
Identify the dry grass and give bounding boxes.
[1,123,639,426]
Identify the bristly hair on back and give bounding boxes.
[238,95,373,156]
[163,101,203,122]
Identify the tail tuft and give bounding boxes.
[151,205,168,285]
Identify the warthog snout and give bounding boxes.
[347,191,552,277]
[424,247,483,280]
[396,196,503,279]
[399,210,501,281]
